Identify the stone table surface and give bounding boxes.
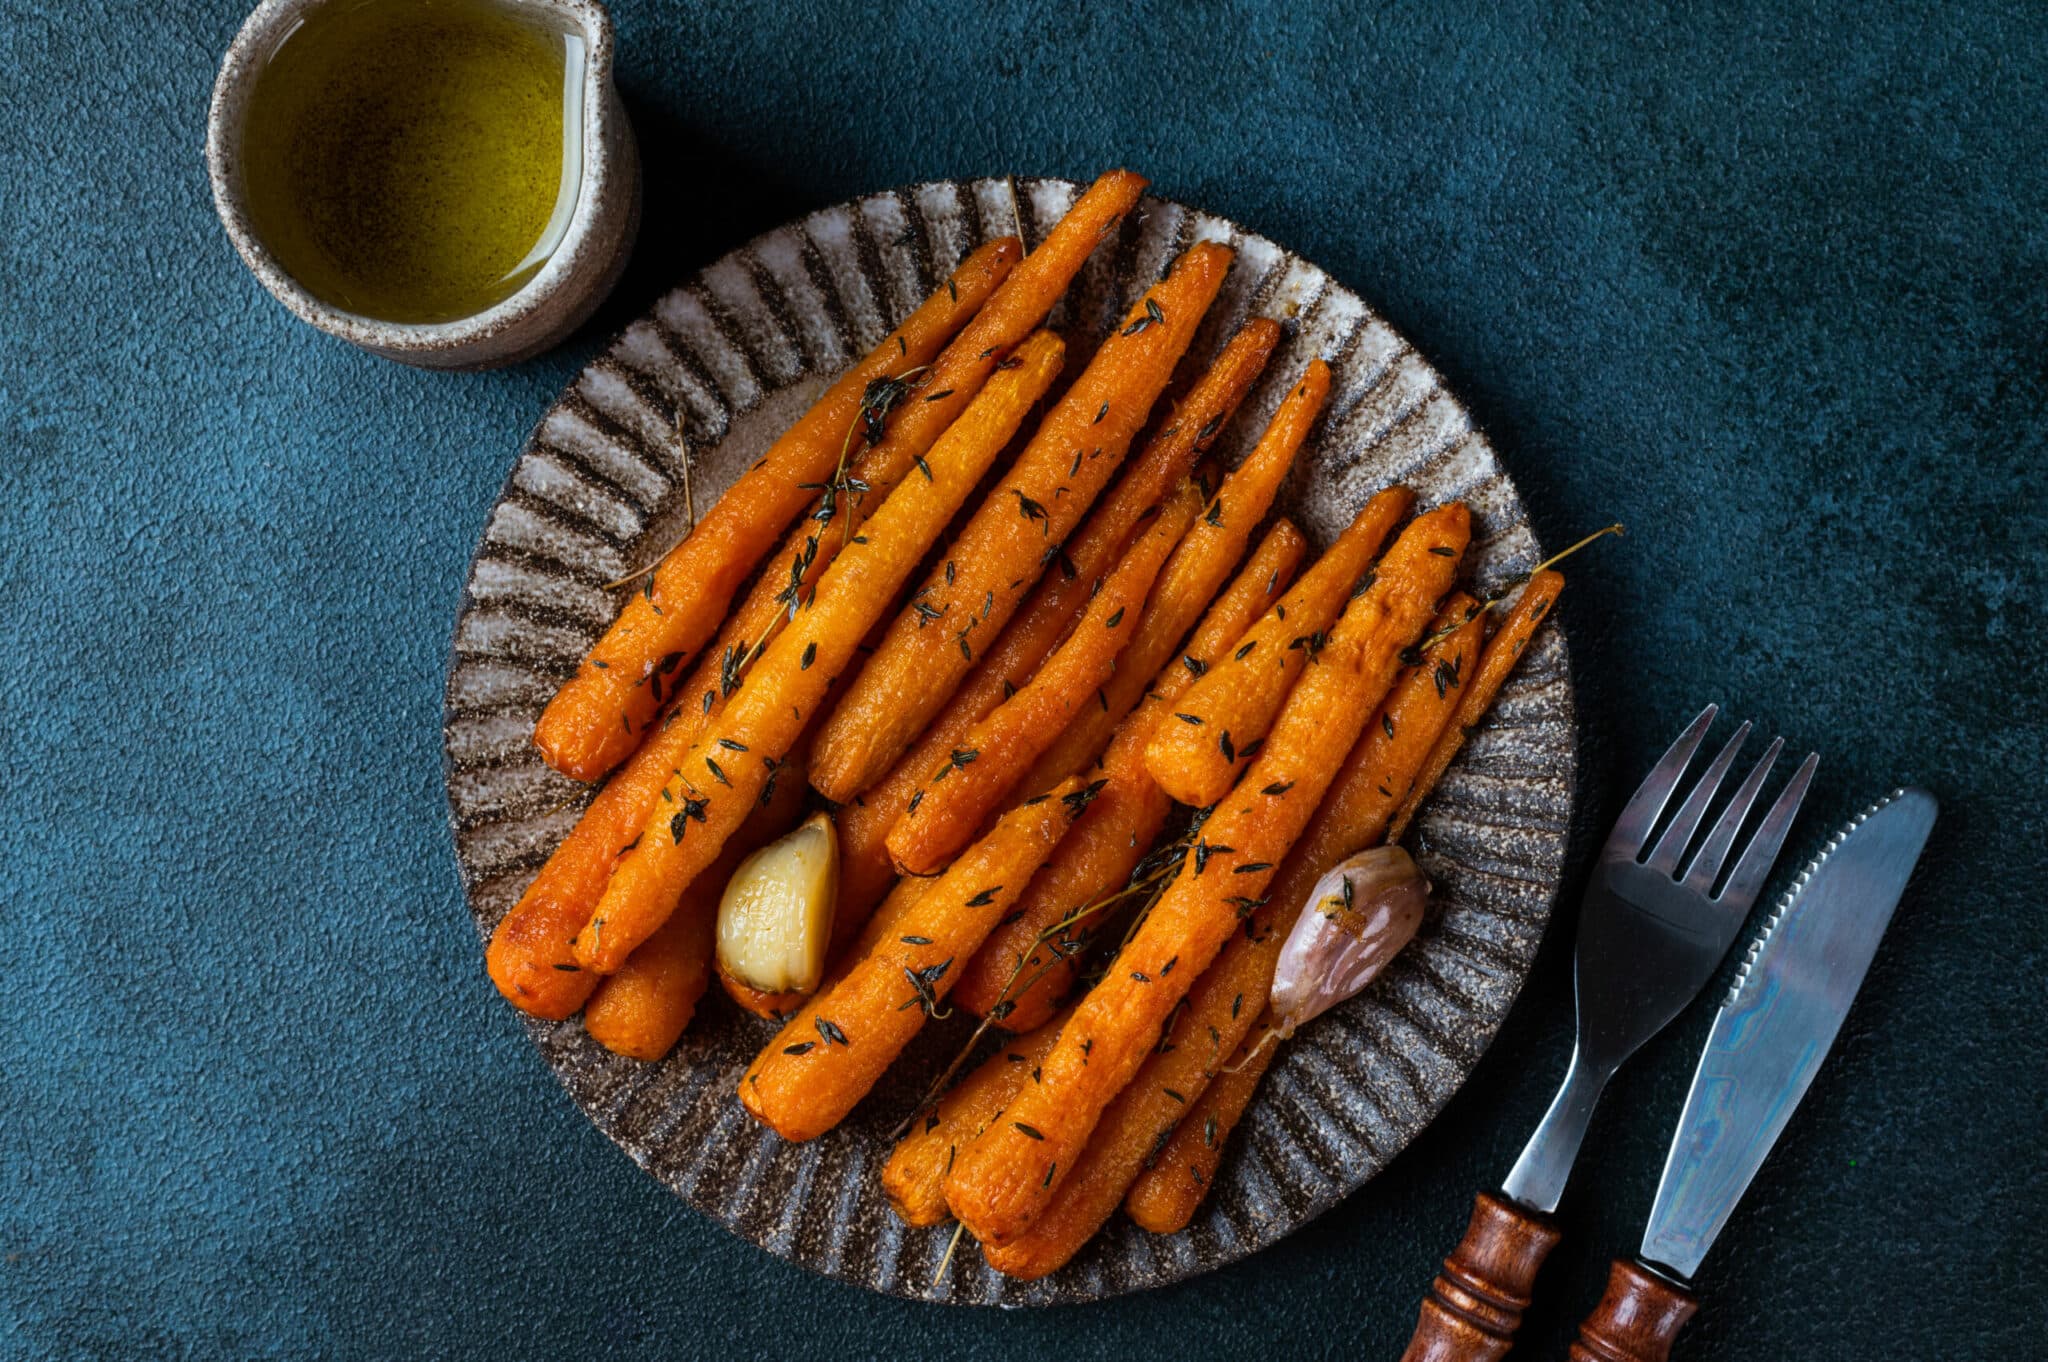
[3,1,2043,1357]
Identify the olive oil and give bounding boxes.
[240,0,584,324]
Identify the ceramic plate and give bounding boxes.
[443,176,1575,1304]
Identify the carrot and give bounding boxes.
[533,238,1022,781]
[951,521,1310,1031]
[977,996,1213,1279]
[1389,572,1565,842]
[739,777,1089,1142]
[1143,479,1412,809]
[883,1011,1068,1227]
[1122,1014,1276,1233]
[1019,365,1335,793]
[944,504,1471,1244]
[838,339,1292,938]
[1121,593,1486,1229]
[886,480,1203,875]
[808,241,1237,801]
[583,747,810,1060]
[574,334,1068,973]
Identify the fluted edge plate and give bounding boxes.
[442,176,1575,1305]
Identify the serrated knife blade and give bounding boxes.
[1638,786,1937,1279]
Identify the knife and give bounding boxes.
[1568,786,1938,1362]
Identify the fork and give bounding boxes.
[1399,704,1818,1362]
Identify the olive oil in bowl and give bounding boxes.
[240,0,585,325]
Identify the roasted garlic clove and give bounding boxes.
[716,812,839,995]
[1270,844,1429,1034]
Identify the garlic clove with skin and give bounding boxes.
[716,812,839,995]
[1269,845,1430,1035]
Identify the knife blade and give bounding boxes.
[1638,785,1938,1279]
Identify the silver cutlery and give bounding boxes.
[1567,787,1937,1361]
[1401,704,1818,1362]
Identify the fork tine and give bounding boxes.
[1713,750,1820,909]
[1643,721,1752,874]
[1681,735,1784,893]
[1604,704,1719,858]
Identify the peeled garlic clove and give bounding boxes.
[717,812,839,995]
[1269,845,1430,1034]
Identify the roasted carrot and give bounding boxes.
[828,321,1280,925]
[883,1012,1068,1227]
[977,993,1215,1279]
[739,777,1088,1142]
[887,481,1202,875]
[583,748,810,1060]
[574,335,1067,973]
[1144,479,1412,809]
[533,239,1021,781]
[1389,571,1565,842]
[809,242,1237,801]
[1122,1015,1274,1234]
[1121,594,1486,1229]
[944,505,1471,1244]
[1129,579,1562,1229]
[1019,364,1335,793]
[951,521,1310,1030]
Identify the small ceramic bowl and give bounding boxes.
[205,0,640,370]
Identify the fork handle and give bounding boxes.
[1399,1192,1562,1362]
[1569,1259,1698,1361]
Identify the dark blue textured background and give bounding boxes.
[4,1,2044,1357]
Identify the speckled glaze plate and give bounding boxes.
[443,176,1575,1304]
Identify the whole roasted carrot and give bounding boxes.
[574,335,1067,973]
[534,238,1021,781]
[1389,571,1565,841]
[883,1011,1068,1227]
[944,504,1471,1244]
[951,520,1310,1030]
[583,748,810,1060]
[809,241,1237,801]
[1120,593,1486,1229]
[1144,478,1412,809]
[887,481,1202,875]
[1019,364,1337,793]
[739,777,1089,1142]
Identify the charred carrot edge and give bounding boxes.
[837,320,1284,911]
[883,1011,1069,1227]
[583,751,810,1060]
[944,505,1470,1245]
[533,239,1022,781]
[1119,593,1485,1228]
[809,241,1237,801]
[739,777,1088,1143]
[887,482,1202,875]
[951,521,1310,1029]
[1143,479,1412,810]
[573,336,1067,973]
[1388,571,1565,842]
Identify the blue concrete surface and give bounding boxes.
[3,1,2043,1357]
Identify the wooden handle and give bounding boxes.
[1399,1192,1563,1362]
[1569,1259,1699,1362]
